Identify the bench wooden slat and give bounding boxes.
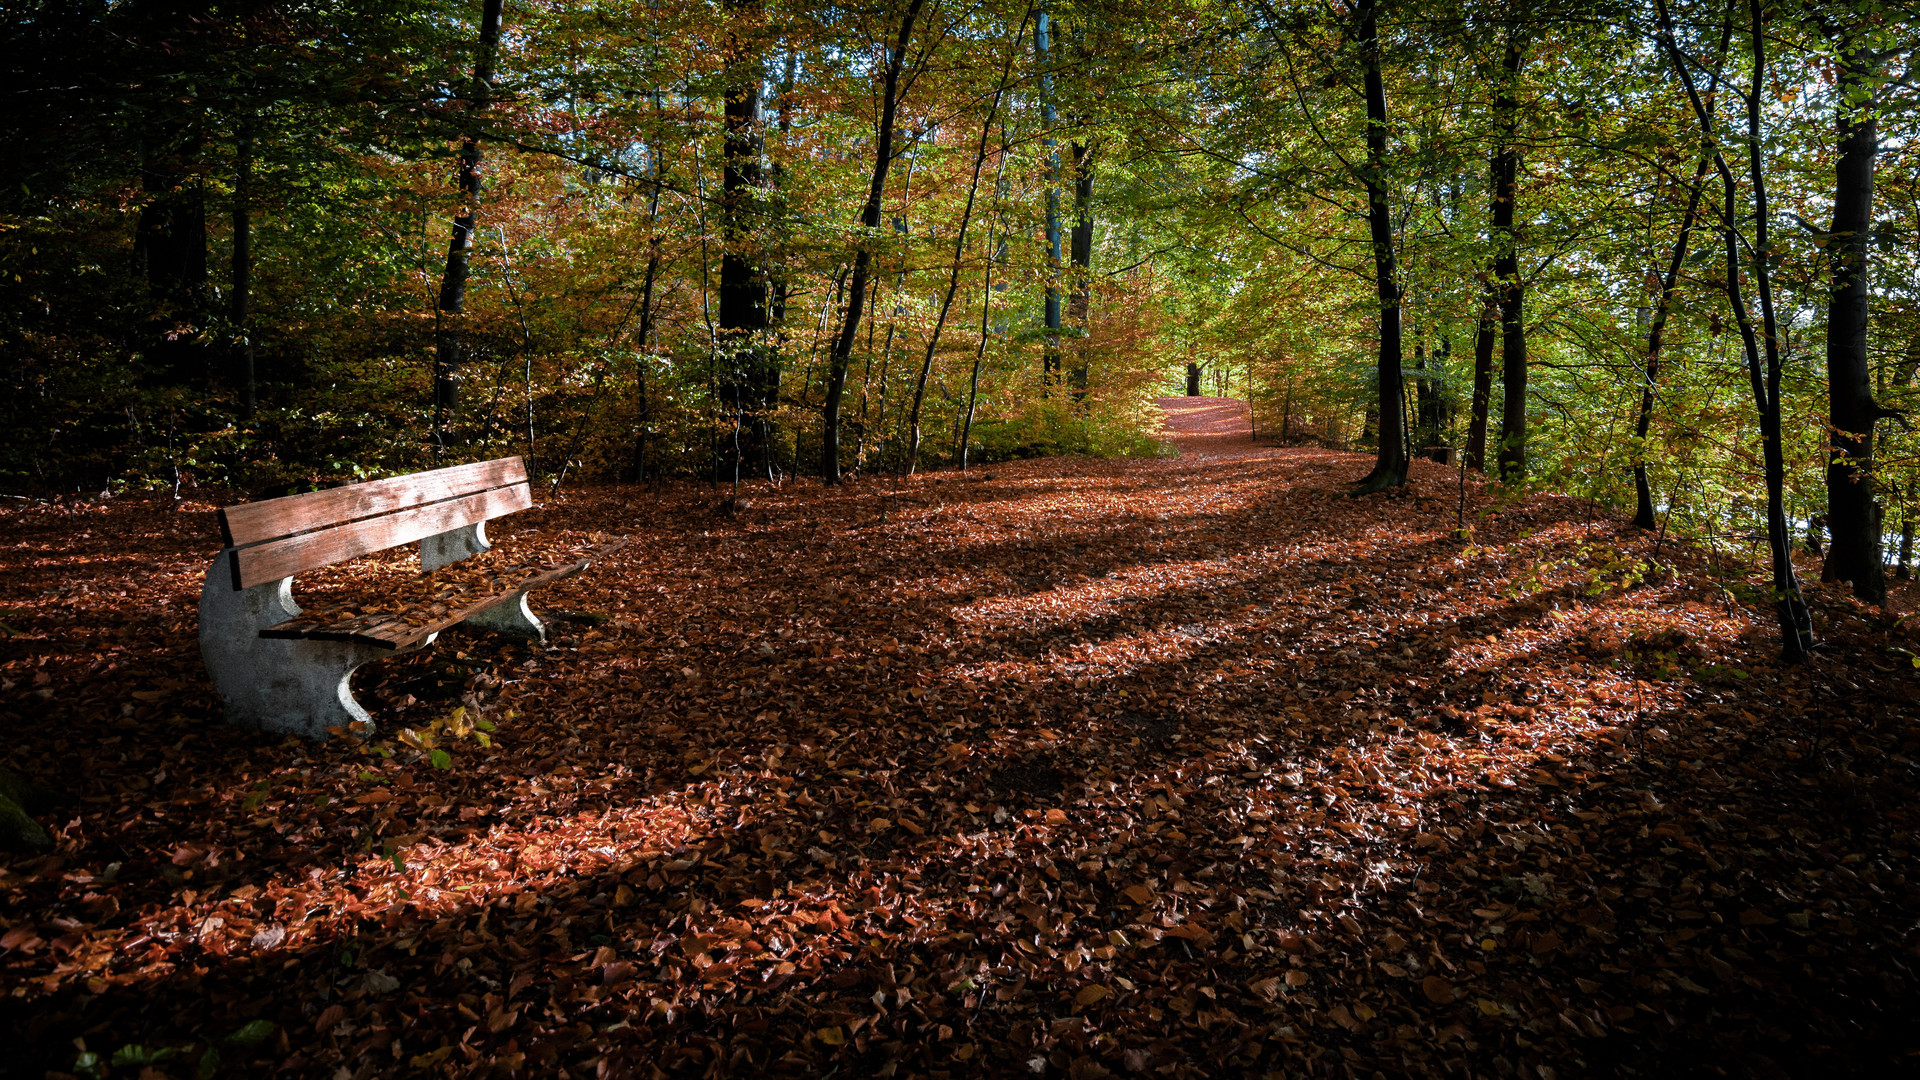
[219,457,528,547]
[260,538,629,649]
[232,484,534,589]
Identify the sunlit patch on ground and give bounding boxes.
[2,398,1918,1076]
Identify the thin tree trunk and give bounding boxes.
[231,116,255,421]
[1067,139,1095,402]
[1742,0,1815,656]
[1465,285,1496,470]
[1655,0,1812,659]
[1821,37,1885,603]
[432,0,505,457]
[1280,374,1294,442]
[959,144,1012,471]
[909,12,1025,474]
[820,0,924,484]
[1633,156,1711,529]
[1491,36,1528,483]
[1899,513,1913,581]
[1352,0,1407,492]
[1034,4,1063,388]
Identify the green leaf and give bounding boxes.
[112,1044,176,1067]
[198,1046,222,1079]
[223,1020,276,1049]
[73,1051,103,1080]
[430,749,452,771]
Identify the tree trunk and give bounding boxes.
[1632,157,1711,529]
[1465,286,1496,471]
[231,116,255,421]
[1186,362,1201,396]
[1658,0,1812,659]
[1034,5,1063,388]
[1899,514,1913,581]
[136,129,210,382]
[1068,140,1095,402]
[1351,0,1407,492]
[820,0,924,484]
[1491,37,1528,483]
[1413,341,1435,458]
[719,0,769,487]
[1739,0,1815,657]
[1821,39,1885,604]
[909,12,1025,474]
[432,0,505,456]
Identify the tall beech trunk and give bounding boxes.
[231,117,255,421]
[628,182,665,483]
[1352,0,1407,492]
[1067,140,1095,401]
[1822,41,1885,603]
[1034,5,1063,387]
[1632,157,1711,529]
[719,0,770,483]
[1465,285,1496,471]
[820,0,924,484]
[909,12,1025,474]
[136,128,210,382]
[1490,37,1528,483]
[764,49,799,480]
[432,0,505,455]
[1656,0,1813,660]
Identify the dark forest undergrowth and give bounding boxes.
[3,399,1919,1079]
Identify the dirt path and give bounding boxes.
[1155,395,1264,460]
[2,426,1918,1077]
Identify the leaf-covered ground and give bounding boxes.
[4,397,1919,1079]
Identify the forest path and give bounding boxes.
[3,419,1918,1076]
[1154,394,1264,460]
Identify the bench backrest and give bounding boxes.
[217,457,531,590]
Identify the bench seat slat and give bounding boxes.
[260,537,630,649]
[233,484,533,589]
[219,457,528,547]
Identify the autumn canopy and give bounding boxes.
[3,0,1920,1076]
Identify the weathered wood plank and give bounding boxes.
[219,457,527,547]
[233,484,532,588]
[261,538,628,648]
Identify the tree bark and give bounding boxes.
[432,0,505,456]
[1657,0,1812,659]
[1067,140,1095,402]
[909,12,1025,474]
[718,0,770,485]
[1821,39,1885,604]
[1034,5,1063,388]
[136,128,209,381]
[1491,37,1528,483]
[1465,285,1496,471]
[820,0,924,483]
[231,116,255,421]
[1351,0,1407,492]
[1632,157,1710,529]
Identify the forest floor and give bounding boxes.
[4,397,1920,1079]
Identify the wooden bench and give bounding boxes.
[198,456,624,738]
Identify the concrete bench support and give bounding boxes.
[420,522,546,641]
[198,550,434,739]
